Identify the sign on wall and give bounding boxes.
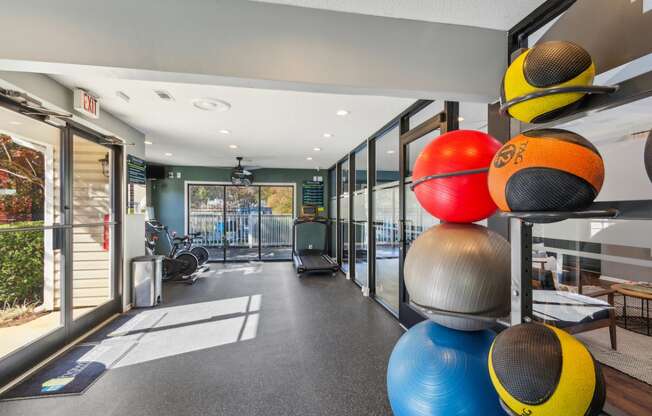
[73,88,100,119]
[302,180,324,207]
[127,154,147,214]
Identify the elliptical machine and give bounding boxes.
[146,220,201,284]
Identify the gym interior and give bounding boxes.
[0,1,651,415]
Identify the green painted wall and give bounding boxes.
[149,165,328,237]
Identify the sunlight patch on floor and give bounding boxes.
[104,295,262,368]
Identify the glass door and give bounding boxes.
[260,185,294,260]
[398,102,455,328]
[187,184,295,262]
[71,134,114,321]
[225,186,259,261]
[188,184,225,261]
[0,107,63,364]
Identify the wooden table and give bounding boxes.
[611,283,652,336]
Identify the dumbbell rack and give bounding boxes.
[500,209,619,326]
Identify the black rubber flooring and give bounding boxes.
[0,262,402,416]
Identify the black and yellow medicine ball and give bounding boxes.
[488,323,605,416]
[501,41,595,123]
[488,128,604,212]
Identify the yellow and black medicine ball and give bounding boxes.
[488,128,604,212]
[488,323,605,416]
[501,40,595,123]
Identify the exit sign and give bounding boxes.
[73,88,100,119]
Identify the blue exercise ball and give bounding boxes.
[387,320,503,416]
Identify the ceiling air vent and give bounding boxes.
[154,90,174,101]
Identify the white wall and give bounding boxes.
[0,0,506,102]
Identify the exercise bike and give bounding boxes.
[146,220,202,284]
[173,230,210,265]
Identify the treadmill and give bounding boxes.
[292,211,339,276]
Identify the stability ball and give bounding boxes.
[411,129,501,223]
[404,223,510,331]
[501,41,596,123]
[489,323,606,416]
[488,128,604,212]
[387,320,504,416]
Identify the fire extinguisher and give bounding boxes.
[103,214,110,251]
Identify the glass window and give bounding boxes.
[328,167,336,198]
[406,130,439,178]
[458,102,488,132]
[354,146,367,191]
[404,186,440,249]
[0,109,63,360]
[530,218,652,384]
[409,101,444,130]
[339,192,349,273]
[340,159,349,196]
[374,185,399,313]
[554,95,652,202]
[375,126,399,185]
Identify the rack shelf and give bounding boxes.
[500,208,619,223]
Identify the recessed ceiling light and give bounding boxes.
[219,129,231,135]
[164,152,173,156]
[306,157,313,161]
[386,150,395,154]
[144,140,153,145]
[313,147,321,151]
[458,116,465,122]
[229,144,238,149]
[192,98,231,112]
[9,121,21,125]
[323,133,333,138]
[336,110,349,116]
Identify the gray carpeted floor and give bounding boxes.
[0,262,403,416]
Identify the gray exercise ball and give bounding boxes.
[404,223,511,331]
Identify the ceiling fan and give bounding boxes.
[231,156,259,186]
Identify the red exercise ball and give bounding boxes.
[412,130,502,223]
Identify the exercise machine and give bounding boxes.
[145,220,206,284]
[176,231,210,265]
[292,206,339,276]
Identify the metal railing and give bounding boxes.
[189,212,293,247]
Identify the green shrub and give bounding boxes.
[0,222,45,306]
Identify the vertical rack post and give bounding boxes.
[510,217,533,325]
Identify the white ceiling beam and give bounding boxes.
[0,0,507,102]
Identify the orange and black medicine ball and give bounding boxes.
[488,129,604,212]
[501,41,596,123]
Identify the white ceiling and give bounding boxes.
[249,0,546,30]
[50,74,415,169]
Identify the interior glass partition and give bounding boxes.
[353,146,368,287]
[505,1,652,408]
[339,159,350,273]
[328,167,337,258]
[373,125,400,313]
